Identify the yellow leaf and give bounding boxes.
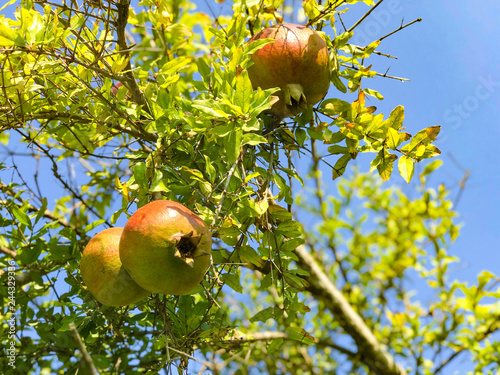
[398,155,414,183]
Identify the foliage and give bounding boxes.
[0,0,498,374]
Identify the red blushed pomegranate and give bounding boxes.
[119,200,212,295]
[111,82,123,96]
[247,23,331,118]
[80,227,150,307]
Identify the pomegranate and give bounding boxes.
[247,23,330,118]
[111,82,123,96]
[119,200,212,295]
[80,227,150,306]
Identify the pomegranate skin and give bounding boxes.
[111,82,123,96]
[247,23,330,118]
[119,200,212,295]
[80,227,150,307]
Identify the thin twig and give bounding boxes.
[379,18,423,43]
[347,0,385,33]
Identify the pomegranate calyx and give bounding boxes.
[172,231,203,262]
[283,83,307,111]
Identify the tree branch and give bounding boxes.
[0,245,16,258]
[221,330,356,358]
[116,0,152,116]
[348,0,385,33]
[295,245,407,375]
[70,323,99,375]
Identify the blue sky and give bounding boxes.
[337,1,500,284]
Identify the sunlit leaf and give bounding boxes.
[398,155,415,183]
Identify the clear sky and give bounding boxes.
[333,0,500,284]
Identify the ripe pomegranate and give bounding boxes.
[119,200,212,295]
[80,227,150,306]
[247,23,330,118]
[111,82,123,96]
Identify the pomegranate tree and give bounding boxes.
[119,200,212,295]
[247,23,331,118]
[80,227,150,306]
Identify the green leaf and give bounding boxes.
[294,128,307,146]
[34,198,48,225]
[364,114,386,140]
[218,226,240,246]
[331,70,347,93]
[226,13,247,47]
[363,88,384,100]
[11,205,31,228]
[150,170,169,193]
[388,105,405,130]
[246,38,274,56]
[478,271,496,289]
[386,127,401,150]
[422,159,443,178]
[239,245,265,269]
[281,237,305,252]
[209,124,232,137]
[131,162,148,189]
[325,130,346,144]
[0,131,8,145]
[70,14,85,30]
[111,209,126,225]
[398,155,415,183]
[248,87,277,117]
[221,273,243,293]
[334,31,354,48]
[196,57,211,80]
[0,0,17,12]
[160,56,191,76]
[283,271,309,291]
[253,199,269,216]
[332,154,351,180]
[321,98,350,116]
[373,149,397,181]
[192,100,229,118]
[209,26,225,41]
[287,327,316,345]
[250,306,277,323]
[235,69,253,113]
[244,171,261,183]
[84,219,105,233]
[303,0,321,19]
[419,144,441,160]
[225,127,242,164]
[165,23,193,38]
[0,20,25,46]
[346,137,359,159]
[328,145,348,155]
[204,155,217,183]
[340,121,364,140]
[268,338,284,353]
[402,126,441,154]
